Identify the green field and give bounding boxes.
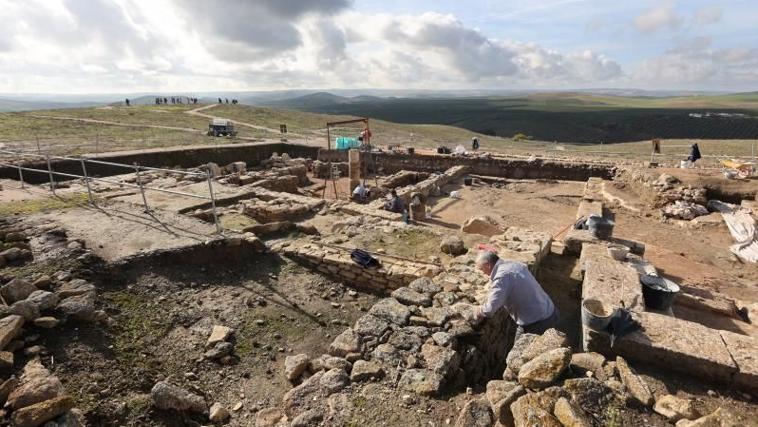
[270,92,758,144]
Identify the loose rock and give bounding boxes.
[209,402,230,423]
[284,353,310,381]
[517,347,571,389]
[553,397,591,427]
[320,368,349,394]
[654,394,699,422]
[616,356,653,406]
[454,398,493,427]
[150,381,207,413]
[350,360,384,382]
[440,236,467,256]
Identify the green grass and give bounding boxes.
[102,291,178,373]
[0,193,89,215]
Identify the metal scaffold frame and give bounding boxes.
[0,149,223,234]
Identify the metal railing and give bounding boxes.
[0,149,222,234]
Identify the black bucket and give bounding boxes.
[407,147,415,154]
[586,215,613,240]
[463,177,473,186]
[641,275,680,311]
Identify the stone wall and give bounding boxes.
[1,143,320,184]
[324,260,516,397]
[240,188,325,224]
[274,240,441,292]
[275,225,557,396]
[312,161,348,179]
[367,165,469,210]
[317,150,614,182]
[379,171,431,189]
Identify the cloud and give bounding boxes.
[634,0,682,33]
[694,6,722,25]
[372,12,621,84]
[177,0,351,61]
[0,0,753,92]
[634,37,758,85]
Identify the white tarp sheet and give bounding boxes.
[708,200,758,262]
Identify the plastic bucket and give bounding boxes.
[463,177,473,186]
[640,275,680,310]
[607,244,629,261]
[587,215,613,239]
[408,147,415,154]
[581,299,615,331]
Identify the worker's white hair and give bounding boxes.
[475,251,499,267]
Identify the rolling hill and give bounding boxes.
[266,92,758,143]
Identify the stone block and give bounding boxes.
[576,200,603,220]
[719,330,758,393]
[581,243,644,317]
[586,312,737,385]
[0,315,24,350]
[563,229,598,257]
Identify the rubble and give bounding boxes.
[150,381,208,413]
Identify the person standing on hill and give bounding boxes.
[687,143,702,163]
[471,137,480,151]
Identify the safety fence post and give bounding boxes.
[134,163,150,213]
[80,158,95,206]
[46,155,55,193]
[206,165,221,234]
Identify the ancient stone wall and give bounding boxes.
[1,143,320,184]
[240,188,325,224]
[317,150,614,181]
[274,240,441,292]
[367,165,469,210]
[379,171,431,189]
[312,161,348,179]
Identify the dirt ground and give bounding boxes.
[428,180,584,236]
[44,254,383,426]
[34,200,218,262]
[2,160,757,426]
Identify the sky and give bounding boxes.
[0,0,756,94]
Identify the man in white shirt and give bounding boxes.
[473,251,558,342]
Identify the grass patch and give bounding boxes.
[235,309,310,357]
[0,193,89,215]
[102,291,177,373]
[352,228,441,261]
[219,212,259,231]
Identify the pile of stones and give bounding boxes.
[0,358,84,426]
[0,228,33,269]
[455,329,741,427]
[0,274,108,366]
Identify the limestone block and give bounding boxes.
[0,315,24,349]
[719,330,758,393]
[587,312,737,385]
[581,243,644,315]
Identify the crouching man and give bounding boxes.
[472,251,558,341]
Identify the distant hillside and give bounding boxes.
[264,92,384,109]
[269,92,758,143]
[0,98,99,112]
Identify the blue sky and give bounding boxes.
[0,0,755,93]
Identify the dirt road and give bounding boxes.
[185,104,303,137]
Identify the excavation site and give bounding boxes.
[0,134,756,427]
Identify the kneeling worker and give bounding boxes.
[473,251,557,341]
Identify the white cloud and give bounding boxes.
[634,0,682,33]
[634,37,758,86]
[0,0,753,92]
[694,6,722,25]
